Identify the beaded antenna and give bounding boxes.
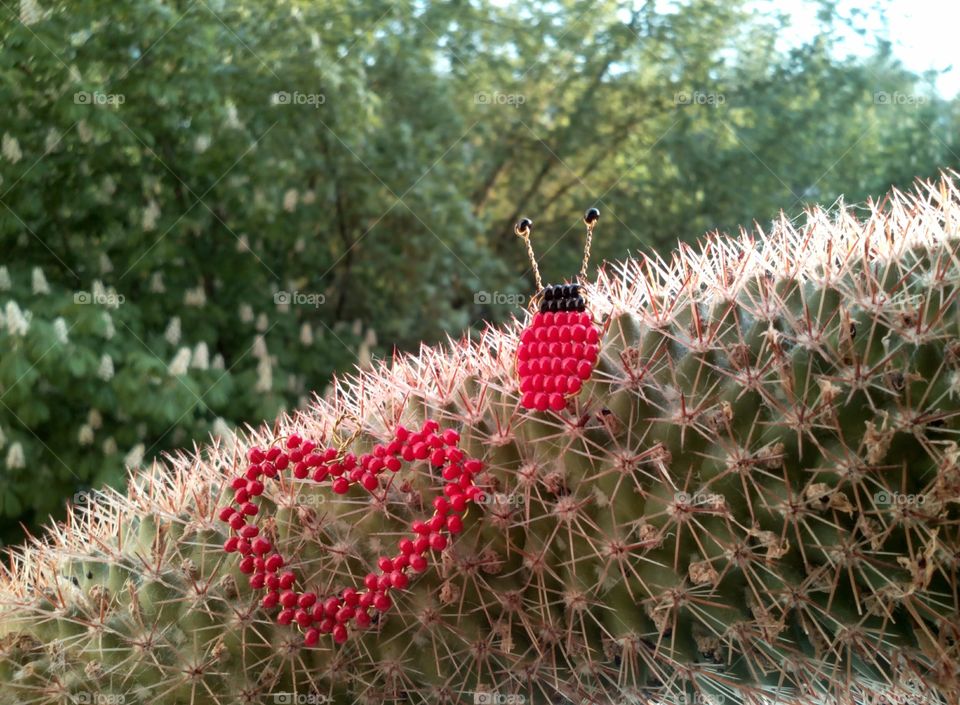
[515,208,604,411]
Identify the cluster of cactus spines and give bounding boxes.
[3,175,960,705]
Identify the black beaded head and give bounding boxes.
[514,208,600,312]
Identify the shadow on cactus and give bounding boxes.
[3,175,960,705]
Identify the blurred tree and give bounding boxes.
[0,0,955,541]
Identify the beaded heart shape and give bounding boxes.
[219,420,484,646]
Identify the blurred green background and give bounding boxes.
[0,0,957,545]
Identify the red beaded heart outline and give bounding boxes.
[218,420,484,646]
[514,209,604,411]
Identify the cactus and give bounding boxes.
[3,176,960,705]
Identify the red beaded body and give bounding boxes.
[516,283,601,411]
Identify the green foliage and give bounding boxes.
[0,0,958,541]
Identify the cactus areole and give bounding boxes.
[3,176,960,704]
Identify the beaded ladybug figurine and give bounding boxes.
[515,208,604,411]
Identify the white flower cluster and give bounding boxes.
[4,301,30,336]
[2,133,22,164]
[31,267,50,295]
[97,354,114,381]
[252,334,273,392]
[0,267,10,290]
[142,199,160,231]
[184,285,207,307]
[164,316,181,346]
[168,347,192,376]
[123,443,145,469]
[191,342,209,370]
[53,317,69,344]
[5,441,24,470]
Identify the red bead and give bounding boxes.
[378,556,394,572]
[324,596,341,617]
[266,554,284,572]
[332,477,350,494]
[572,325,586,343]
[304,628,320,646]
[312,467,329,482]
[279,571,296,589]
[248,448,265,464]
[412,520,429,535]
[361,473,378,491]
[465,459,483,473]
[399,538,415,554]
[246,479,264,496]
[355,610,371,628]
[414,536,430,554]
[359,591,374,608]
[234,489,249,504]
[521,327,536,344]
[430,448,446,466]
[534,393,549,411]
[549,393,566,411]
[395,425,410,442]
[386,456,401,472]
[231,476,247,491]
[277,608,294,625]
[250,572,266,589]
[295,609,312,628]
[413,442,429,460]
[336,606,355,623]
[410,554,428,572]
[252,538,271,554]
[521,391,536,409]
[451,494,467,512]
[373,592,392,611]
[423,419,440,434]
[239,523,258,538]
[567,376,582,394]
[429,533,447,551]
[433,497,450,514]
[442,464,461,481]
[577,359,593,379]
[219,506,236,522]
[275,455,289,470]
[280,590,297,608]
[343,588,360,607]
[262,591,279,608]
[401,445,415,461]
[236,539,251,555]
[224,536,239,552]
[364,573,379,590]
[267,574,281,590]
[586,326,599,344]
[447,515,463,533]
[302,440,316,454]
[287,434,302,449]
[261,462,277,478]
[266,447,282,461]
[394,554,409,570]
[319,617,335,633]
[390,570,409,589]
[293,462,308,479]
[298,592,317,609]
[239,556,255,574]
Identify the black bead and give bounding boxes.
[515,217,533,236]
[573,296,586,312]
[584,207,600,225]
[543,285,556,301]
